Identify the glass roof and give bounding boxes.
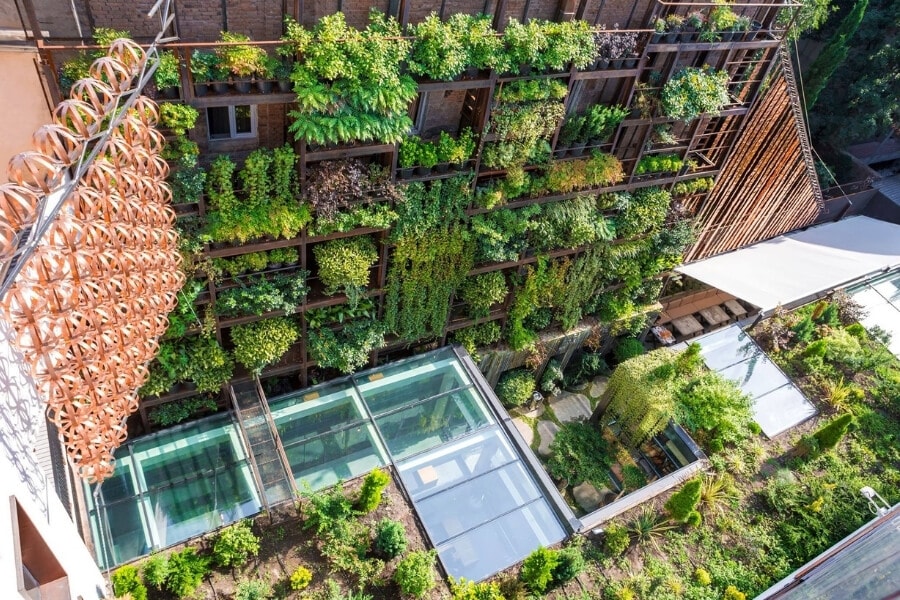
[685,325,817,437]
[87,346,567,580]
[849,269,900,358]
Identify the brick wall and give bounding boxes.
[191,103,287,161]
[420,90,467,138]
[86,0,160,39]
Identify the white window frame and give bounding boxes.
[206,105,257,140]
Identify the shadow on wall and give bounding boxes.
[0,317,49,519]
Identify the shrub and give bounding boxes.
[213,519,260,568]
[374,519,407,559]
[547,421,612,487]
[394,550,437,598]
[234,579,273,600]
[290,566,313,590]
[724,585,747,600]
[614,337,645,362]
[563,352,608,387]
[449,577,505,600]
[520,546,559,594]
[694,567,712,586]
[622,465,648,490]
[141,553,169,589]
[799,413,854,457]
[551,545,585,585]
[539,358,563,396]
[231,317,300,374]
[300,482,355,535]
[356,468,390,512]
[661,67,730,122]
[603,522,630,556]
[495,369,535,407]
[165,548,210,599]
[664,478,702,523]
[111,565,147,600]
[459,271,507,319]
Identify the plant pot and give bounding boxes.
[555,142,571,156]
[268,262,284,270]
[277,79,293,93]
[256,79,273,94]
[678,164,691,176]
[588,137,605,147]
[610,58,625,69]
[679,31,695,42]
[623,57,638,69]
[746,22,762,41]
[211,81,230,94]
[415,165,432,176]
[194,82,209,97]
[233,78,252,93]
[465,66,479,78]
[399,167,415,179]
[518,63,532,76]
[665,32,679,43]
[720,31,735,42]
[595,58,610,69]
[569,143,587,157]
[651,32,664,44]
[451,161,466,171]
[434,163,450,174]
[160,86,179,99]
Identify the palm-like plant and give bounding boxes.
[699,473,739,516]
[629,506,675,549]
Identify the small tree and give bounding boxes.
[374,518,408,558]
[664,478,702,524]
[798,413,854,457]
[357,468,391,512]
[803,0,868,108]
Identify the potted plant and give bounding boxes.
[255,54,280,94]
[651,18,666,44]
[453,13,502,75]
[503,18,547,75]
[416,142,438,175]
[707,2,739,42]
[189,50,217,96]
[408,13,467,81]
[661,67,731,122]
[274,60,293,93]
[398,138,419,178]
[664,14,684,43]
[216,31,267,93]
[556,116,580,154]
[684,12,706,41]
[154,51,181,98]
[734,15,752,40]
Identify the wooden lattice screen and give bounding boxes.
[0,39,184,482]
[684,72,821,262]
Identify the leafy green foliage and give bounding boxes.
[286,11,416,145]
[160,104,199,135]
[614,338,645,362]
[452,321,502,359]
[142,553,170,589]
[164,548,210,599]
[307,318,384,374]
[603,522,630,556]
[356,468,390,512]
[290,565,313,590]
[675,372,754,449]
[495,369,536,407]
[665,478,702,523]
[520,546,559,594]
[231,317,300,374]
[141,336,233,398]
[798,413,854,458]
[459,272,508,319]
[661,67,731,121]
[149,395,218,427]
[234,579,273,600]
[506,256,568,350]
[111,565,147,600]
[408,13,468,80]
[313,236,378,307]
[216,272,309,317]
[374,518,407,558]
[213,519,260,568]
[547,421,612,487]
[551,544,585,585]
[563,352,608,387]
[449,577,505,600]
[394,550,437,598]
[300,482,355,535]
[804,0,868,108]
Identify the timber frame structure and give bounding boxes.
[22,0,821,434]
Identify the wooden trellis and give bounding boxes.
[685,70,820,261]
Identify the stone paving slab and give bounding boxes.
[549,392,592,422]
[590,377,609,399]
[522,404,545,419]
[513,418,534,446]
[537,421,559,456]
[572,481,603,512]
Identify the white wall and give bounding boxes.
[0,317,107,599]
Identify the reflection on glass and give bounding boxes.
[375,388,492,460]
[235,105,252,134]
[417,462,543,545]
[284,423,385,490]
[97,499,148,566]
[272,383,367,444]
[437,501,565,582]
[207,106,230,138]
[397,427,516,501]
[357,353,472,415]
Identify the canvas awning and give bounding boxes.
[676,216,900,314]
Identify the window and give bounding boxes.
[10,497,69,600]
[207,105,256,140]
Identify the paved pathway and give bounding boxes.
[512,418,534,446]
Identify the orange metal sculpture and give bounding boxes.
[0,39,184,482]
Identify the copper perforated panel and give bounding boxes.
[0,40,184,482]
